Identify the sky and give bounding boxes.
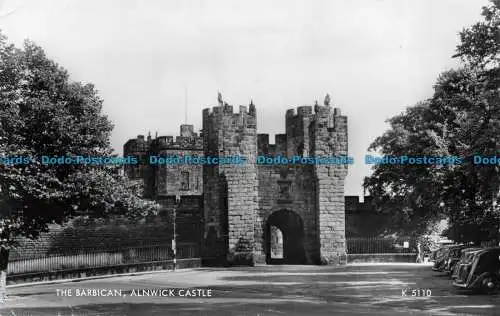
[0,0,490,195]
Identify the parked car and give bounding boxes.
[452,247,500,294]
[430,240,454,261]
[432,245,464,272]
[443,245,475,275]
[431,246,451,270]
[451,247,483,280]
[430,248,440,262]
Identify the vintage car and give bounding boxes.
[430,240,454,261]
[443,245,478,275]
[430,249,440,262]
[452,247,500,293]
[431,246,450,270]
[451,247,483,279]
[432,245,465,272]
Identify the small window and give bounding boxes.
[180,171,189,190]
[297,143,304,156]
[278,181,292,200]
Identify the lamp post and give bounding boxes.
[173,194,180,271]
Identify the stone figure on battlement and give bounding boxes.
[324,94,331,106]
[217,91,223,106]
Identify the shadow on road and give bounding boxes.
[1,264,499,316]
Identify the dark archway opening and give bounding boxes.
[265,210,306,264]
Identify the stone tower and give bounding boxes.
[202,101,258,265]
[202,95,348,266]
[310,104,348,264]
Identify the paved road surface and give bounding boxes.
[1,263,499,315]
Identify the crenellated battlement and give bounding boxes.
[155,136,174,147]
[203,101,256,119]
[257,133,287,155]
[255,96,347,158]
[124,124,203,154]
[153,135,202,150]
[285,105,314,119]
[202,101,257,142]
[312,104,343,117]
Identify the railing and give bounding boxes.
[480,240,498,248]
[347,237,418,254]
[7,242,199,276]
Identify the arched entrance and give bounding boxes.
[265,210,306,264]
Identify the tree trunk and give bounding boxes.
[0,269,6,303]
[497,220,500,246]
[0,246,9,303]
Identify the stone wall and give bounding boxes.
[8,194,383,264]
[153,149,203,197]
[156,196,204,244]
[10,217,173,261]
[9,196,203,262]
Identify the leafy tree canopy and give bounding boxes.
[0,33,158,244]
[364,0,500,241]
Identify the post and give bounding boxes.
[173,195,180,271]
[0,245,9,303]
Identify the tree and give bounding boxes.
[454,0,500,69]
[364,0,500,241]
[0,32,158,298]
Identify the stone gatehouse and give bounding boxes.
[124,95,348,265]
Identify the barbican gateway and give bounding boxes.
[124,94,348,265]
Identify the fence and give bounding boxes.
[6,237,421,276]
[480,240,499,248]
[7,242,199,276]
[346,237,418,254]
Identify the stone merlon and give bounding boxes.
[124,126,203,153]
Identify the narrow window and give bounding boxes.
[180,171,189,190]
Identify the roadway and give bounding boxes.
[1,263,499,315]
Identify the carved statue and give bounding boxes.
[217,91,223,106]
[249,99,256,115]
[324,93,331,106]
